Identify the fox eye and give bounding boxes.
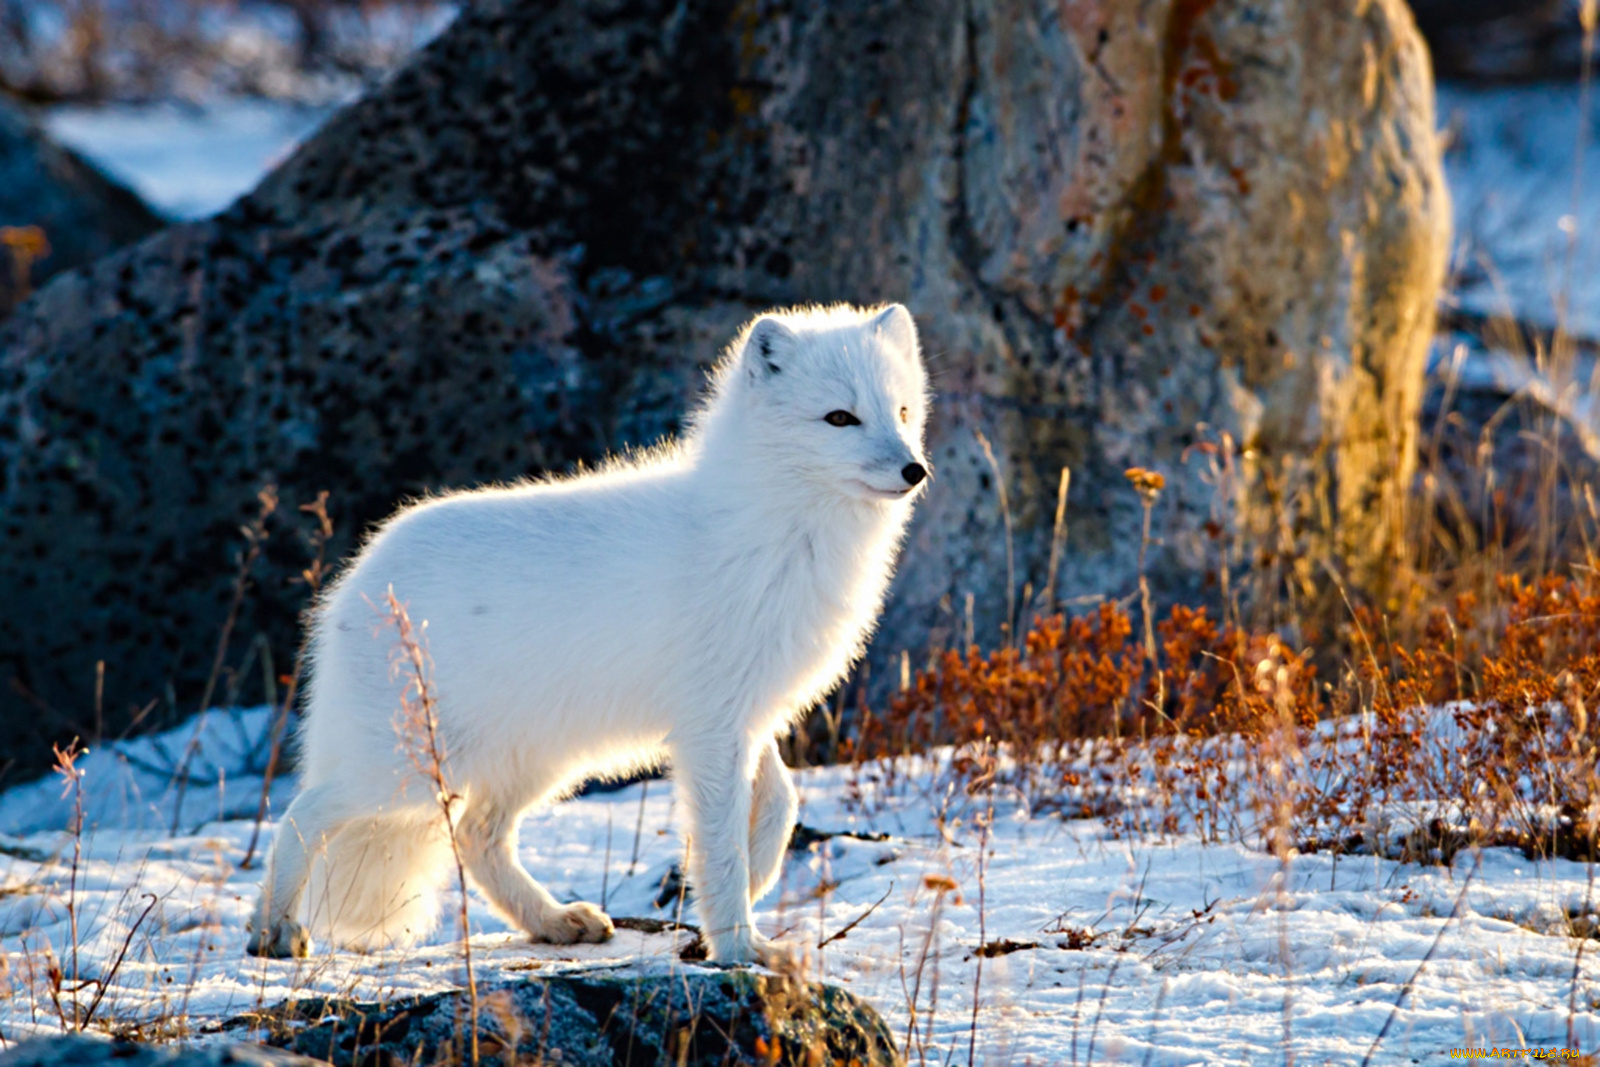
[899,406,909,423]
[824,410,861,427]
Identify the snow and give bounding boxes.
[0,706,297,839]
[1,711,1596,1064]
[28,0,458,221]
[1438,80,1600,341]
[44,101,339,221]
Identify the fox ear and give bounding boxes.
[871,304,919,359]
[744,316,795,381]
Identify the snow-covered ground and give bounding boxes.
[0,710,1595,1064]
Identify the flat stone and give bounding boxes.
[229,968,901,1067]
[0,1034,322,1066]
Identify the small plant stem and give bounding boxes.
[968,790,993,1067]
[1568,816,1596,1049]
[627,778,650,878]
[1558,0,1596,332]
[1140,978,1171,1067]
[817,883,894,950]
[601,807,613,912]
[79,893,158,1029]
[1137,495,1164,717]
[243,492,332,868]
[173,486,277,833]
[92,661,104,744]
[975,431,1016,647]
[61,746,84,1030]
[904,885,948,1064]
[1084,953,1123,1066]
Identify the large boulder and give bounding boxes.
[232,970,899,1067]
[0,101,163,317]
[0,0,1449,769]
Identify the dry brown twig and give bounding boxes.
[975,431,1016,648]
[50,739,86,1030]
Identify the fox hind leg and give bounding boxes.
[748,738,798,903]
[247,781,364,958]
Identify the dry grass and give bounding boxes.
[847,522,1600,871]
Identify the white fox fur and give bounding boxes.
[246,303,930,964]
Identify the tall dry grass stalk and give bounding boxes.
[1040,467,1072,616]
[243,491,334,869]
[975,431,1016,647]
[967,742,996,1067]
[49,740,86,1030]
[380,587,480,1067]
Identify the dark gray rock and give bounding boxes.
[0,101,163,317]
[0,1034,322,1066]
[231,969,900,1067]
[0,0,1449,773]
[1408,0,1591,82]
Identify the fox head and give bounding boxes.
[714,304,932,506]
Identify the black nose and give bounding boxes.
[902,462,927,487]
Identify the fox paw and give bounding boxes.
[538,902,614,945]
[246,919,311,959]
[751,934,804,973]
[710,932,803,971]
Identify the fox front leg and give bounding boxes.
[673,733,794,966]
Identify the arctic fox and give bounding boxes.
[246,303,930,964]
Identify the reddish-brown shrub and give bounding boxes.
[849,578,1599,862]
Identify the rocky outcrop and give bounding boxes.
[0,0,1450,769]
[0,1034,320,1066]
[0,101,163,317]
[233,969,900,1067]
